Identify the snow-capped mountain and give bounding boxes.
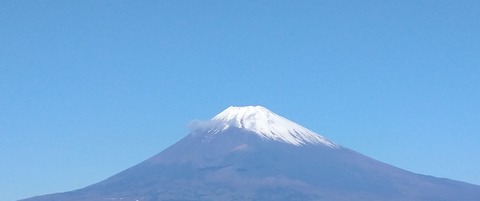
[21,106,480,201]
[209,106,337,147]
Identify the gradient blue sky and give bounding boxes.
[1,1,479,201]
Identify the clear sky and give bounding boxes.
[1,1,479,201]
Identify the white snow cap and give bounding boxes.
[212,106,338,147]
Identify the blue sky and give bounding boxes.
[1,1,479,200]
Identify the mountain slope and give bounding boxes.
[21,106,480,201]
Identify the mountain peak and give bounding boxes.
[211,106,338,147]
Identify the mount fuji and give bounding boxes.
[22,106,480,201]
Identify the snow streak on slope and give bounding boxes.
[211,106,338,147]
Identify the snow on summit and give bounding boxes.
[211,106,338,147]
